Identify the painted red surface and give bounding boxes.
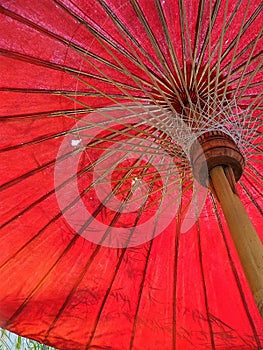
[0,1,262,349]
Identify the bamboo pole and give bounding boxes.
[210,165,263,318]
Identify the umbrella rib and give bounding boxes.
[210,194,262,348]
[194,0,222,84]
[40,245,103,341]
[250,143,263,156]
[105,19,188,114]
[0,108,93,121]
[199,61,263,103]
[0,160,93,232]
[0,5,149,85]
[116,176,183,212]
[189,0,207,105]
[83,138,183,217]
[0,7,173,98]
[205,61,262,101]
[0,121,175,193]
[72,33,181,116]
[0,130,179,231]
[1,120,181,157]
[213,0,229,100]
[195,217,216,350]
[43,156,154,341]
[203,1,263,84]
[54,0,170,86]
[172,200,182,350]
[140,177,191,220]
[54,1,190,114]
[83,246,126,347]
[83,140,175,157]
[220,0,253,99]
[196,0,236,89]
[200,32,263,98]
[156,0,192,93]
[85,167,157,349]
[0,104,161,123]
[63,68,177,137]
[2,126,179,313]
[205,0,214,105]
[0,49,144,95]
[0,147,82,193]
[196,0,261,99]
[74,1,165,81]
[67,117,180,155]
[178,0,188,84]
[224,61,263,102]
[154,0,184,92]
[177,0,203,112]
[128,0,179,91]
[248,150,263,160]
[0,87,150,102]
[68,3,186,116]
[0,146,120,264]
[1,156,128,306]
[2,222,81,329]
[74,106,177,144]
[240,179,263,216]
[63,41,161,117]
[129,242,153,350]
[221,1,263,63]
[240,79,263,91]
[244,165,263,190]
[192,0,205,80]
[4,153,148,327]
[0,116,184,237]
[0,129,72,153]
[139,0,187,93]
[86,109,175,148]
[95,0,174,82]
[0,142,141,267]
[178,0,198,107]
[129,159,175,350]
[223,33,263,74]
[235,57,263,104]
[246,91,263,112]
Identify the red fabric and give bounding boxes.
[0,1,262,349]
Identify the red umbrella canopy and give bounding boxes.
[0,0,263,349]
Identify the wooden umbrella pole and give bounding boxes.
[210,165,263,318]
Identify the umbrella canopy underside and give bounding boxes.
[0,0,263,349]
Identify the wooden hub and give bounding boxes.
[190,131,245,187]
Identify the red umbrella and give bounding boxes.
[0,0,263,349]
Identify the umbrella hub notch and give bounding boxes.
[190,130,245,192]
